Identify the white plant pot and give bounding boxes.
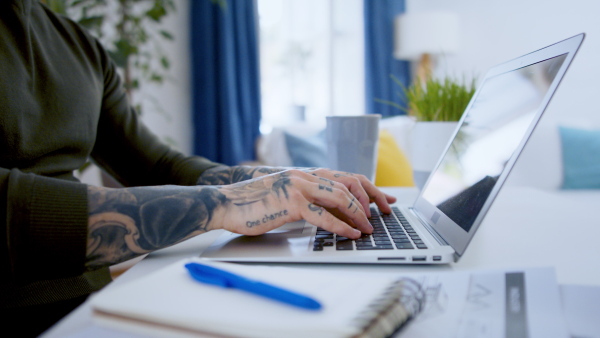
[410,121,458,189]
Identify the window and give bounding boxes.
[257,0,364,133]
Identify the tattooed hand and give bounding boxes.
[216,170,375,238]
[198,165,396,217]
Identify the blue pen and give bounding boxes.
[184,262,322,311]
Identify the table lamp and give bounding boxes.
[394,11,459,81]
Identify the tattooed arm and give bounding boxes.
[196,165,286,185]
[86,169,393,269]
[86,184,228,270]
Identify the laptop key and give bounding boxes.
[336,240,354,250]
[395,243,414,249]
[355,239,373,245]
[374,245,394,250]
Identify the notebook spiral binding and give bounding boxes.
[352,278,426,338]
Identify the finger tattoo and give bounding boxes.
[308,203,324,216]
[271,172,292,200]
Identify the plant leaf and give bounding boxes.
[160,57,170,69]
[159,30,174,40]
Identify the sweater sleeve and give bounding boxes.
[1,169,88,283]
[0,169,112,309]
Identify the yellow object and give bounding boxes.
[375,129,415,187]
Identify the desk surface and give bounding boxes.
[42,187,600,337]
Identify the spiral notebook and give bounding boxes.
[89,258,426,338]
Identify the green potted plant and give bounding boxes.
[403,75,476,122]
[376,73,476,121]
[377,74,477,188]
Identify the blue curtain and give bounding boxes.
[364,0,411,117]
[190,0,261,165]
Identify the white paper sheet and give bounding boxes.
[396,267,568,338]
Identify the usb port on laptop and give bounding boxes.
[412,256,426,262]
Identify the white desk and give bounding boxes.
[42,187,600,337]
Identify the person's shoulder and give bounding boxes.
[37,2,106,58]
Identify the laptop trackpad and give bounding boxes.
[200,221,313,259]
[264,220,307,233]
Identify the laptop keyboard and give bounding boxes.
[312,206,428,251]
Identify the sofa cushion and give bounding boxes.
[559,126,600,189]
[375,130,415,187]
[284,131,327,168]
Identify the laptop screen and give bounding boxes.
[420,54,568,233]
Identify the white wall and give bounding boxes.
[406,0,600,126]
[141,0,193,155]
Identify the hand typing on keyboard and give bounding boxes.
[210,167,396,240]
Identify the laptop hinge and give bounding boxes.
[408,207,449,246]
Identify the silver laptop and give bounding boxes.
[200,34,584,264]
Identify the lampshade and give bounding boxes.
[394,11,460,60]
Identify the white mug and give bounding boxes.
[325,115,381,182]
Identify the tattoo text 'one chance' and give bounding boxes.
[246,210,289,228]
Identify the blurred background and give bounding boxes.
[54,0,599,183]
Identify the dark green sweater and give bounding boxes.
[0,0,219,309]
